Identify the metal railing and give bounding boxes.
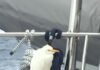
[0,30,99,70]
[0,32,100,37]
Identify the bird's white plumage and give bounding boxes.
[30,44,56,70]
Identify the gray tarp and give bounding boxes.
[0,0,100,66]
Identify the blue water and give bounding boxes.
[0,37,29,70]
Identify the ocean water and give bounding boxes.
[0,37,29,70]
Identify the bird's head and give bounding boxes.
[42,44,59,54]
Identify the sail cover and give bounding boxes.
[0,0,100,68]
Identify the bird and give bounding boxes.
[30,44,59,70]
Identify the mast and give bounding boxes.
[67,0,82,70]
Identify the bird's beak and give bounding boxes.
[48,49,59,53]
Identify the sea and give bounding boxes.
[0,36,29,70]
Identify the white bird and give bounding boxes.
[30,44,59,70]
